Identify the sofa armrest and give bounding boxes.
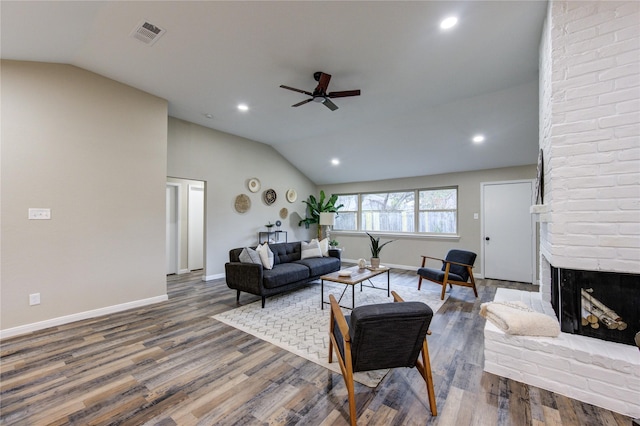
[328,248,342,261]
[225,262,264,294]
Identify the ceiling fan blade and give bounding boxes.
[280,85,313,96]
[323,98,338,111]
[291,98,313,107]
[328,90,361,98]
[317,72,332,92]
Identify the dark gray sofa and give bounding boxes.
[225,241,341,307]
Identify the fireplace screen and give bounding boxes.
[551,267,639,346]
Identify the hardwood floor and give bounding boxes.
[0,269,633,425]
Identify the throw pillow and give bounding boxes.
[317,238,329,257]
[301,240,322,259]
[256,243,274,270]
[239,247,261,264]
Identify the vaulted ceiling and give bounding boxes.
[1,1,548,184]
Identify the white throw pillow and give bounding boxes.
[256,243,274,269]
[301,240,322,259]
[317,238,329,257]
[239,247,262,264]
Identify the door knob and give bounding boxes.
[485,237,490,241]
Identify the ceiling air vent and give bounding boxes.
[130,20,165,46]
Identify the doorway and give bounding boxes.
[166,183,180,275]
[187,185,204,271]
[481,180,535,283]
[166,177,205,274]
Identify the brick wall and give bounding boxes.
[484,289,640,418]
[491,1,640,416]
[539,0,640,277]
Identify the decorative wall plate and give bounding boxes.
[234,194,251,213]
[248,178,261,193]
[279,207,288,219]
[263,189,277,205]
[286,189,297,203]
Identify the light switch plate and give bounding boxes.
[28,208,51,220]
[29,293,41,305]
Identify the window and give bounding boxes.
[332,187,457,235]
[418,188,457,234]
[334,194,358,231]
[362,192,414,232]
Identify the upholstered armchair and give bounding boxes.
[328,291,437,425]
[417,249,477,300]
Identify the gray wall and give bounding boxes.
[0,59,537,335]
[167,117,317,279]
[321,165,536,276]
[1,60,168,331]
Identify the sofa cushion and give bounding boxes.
[301,240,322,259]
[256,243,274,270]
[262,263,310,289]
[294,256,341,276]
[239,247,262,264]
[315,238,330,257]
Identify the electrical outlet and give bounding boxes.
[29,293,41,306]
[28,208,51,220]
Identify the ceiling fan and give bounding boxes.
[280,71,361,111]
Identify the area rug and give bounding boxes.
[212,278,447,387]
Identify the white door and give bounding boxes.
[188,185,204,271]
[166,184,179,275]
[482,180,535,283]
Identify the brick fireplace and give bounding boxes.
[485,1,640,418]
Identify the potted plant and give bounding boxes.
[366,232,393,269]
[329,239,339,249]
[298,190,343,240]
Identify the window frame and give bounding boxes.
[332,186,459,237]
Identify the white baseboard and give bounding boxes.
[178,269,190,274]
[0,294,168,340]
[203,273,225,281]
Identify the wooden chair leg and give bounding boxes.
[345,368,357,426]
[418,275,423,290]
[419,339,437,416]
[332,339,357,426]
[440,264,451,300]
[468,267,478,297]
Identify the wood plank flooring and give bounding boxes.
[0,269,633,425]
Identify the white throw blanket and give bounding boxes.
[480,301,560,337]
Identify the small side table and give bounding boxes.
[258,230,287,244]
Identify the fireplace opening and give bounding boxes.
[551,267,639,346]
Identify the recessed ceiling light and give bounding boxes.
[204,113,214,119]
[440,16,458,30]
[331,158,340,166]
[472,134,485,143]
[237,104,249,112]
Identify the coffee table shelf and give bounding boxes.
[320,265,390,310]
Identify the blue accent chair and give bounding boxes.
[417,249,478,300]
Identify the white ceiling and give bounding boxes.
[1,1,547,185]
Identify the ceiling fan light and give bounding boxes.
[313,96,326,103]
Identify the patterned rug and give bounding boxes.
[212,277,447,387]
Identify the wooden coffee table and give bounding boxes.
[321,265,390,310]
